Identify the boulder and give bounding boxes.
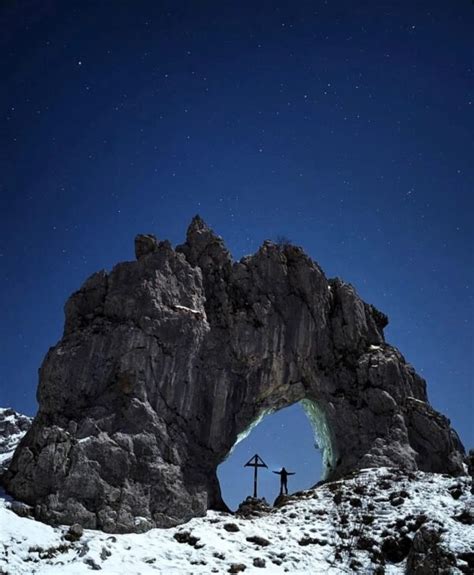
[405,525,456,574]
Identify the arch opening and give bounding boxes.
[217,399,332,510]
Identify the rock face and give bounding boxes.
[2,217,465,532]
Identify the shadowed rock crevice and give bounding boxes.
[2,217,465,532]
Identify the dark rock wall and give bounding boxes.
[2,217,465,532]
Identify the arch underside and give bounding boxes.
[229,395,335,484]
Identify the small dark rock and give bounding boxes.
[339,513,349,525]
[299,536,324,546]
[78,543,90,557]
[357,536,377,551]
[65,523,84,542]
[273,494,291,508]
[253,557,266,568]
[350,497,362,507]
[326,482,342,493]
[414,514,428,529]
[381,535,411,563]
[237,497,272,517]
[10,501,33,518]
[454,508,474,525]
[458,552,474,572]
[353,484,366,495]
[173,531,200,546]
[84,557,102,570]
[228,563,246,573]
[448,485,463,500]
[246,535,270,547]
[223,522,240,532]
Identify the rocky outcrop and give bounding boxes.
[2,217,465,532]
[0,408,32,472]
[405,524,457,574]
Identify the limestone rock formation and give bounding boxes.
[2,217,465,532]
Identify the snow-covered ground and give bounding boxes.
[1,409,472,573]
[1,467,472,574]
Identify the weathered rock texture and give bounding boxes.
[2,217,465,532]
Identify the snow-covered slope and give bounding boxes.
[0,408,32,472]
[1,409,472,574]
[1,468,472,574]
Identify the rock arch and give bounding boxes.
[3,217,465,532]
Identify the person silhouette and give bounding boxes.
[273,467,295,495]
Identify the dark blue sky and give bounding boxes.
[1,1,472,505]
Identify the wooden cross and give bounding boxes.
[244,453,268,498]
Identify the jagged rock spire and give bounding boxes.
[177,216,232,269]
[134,234,159,259]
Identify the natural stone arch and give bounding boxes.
[217,399,326,508]
[224,396,335,486]
[3,217,465,533]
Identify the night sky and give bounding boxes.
[1,1,472,509]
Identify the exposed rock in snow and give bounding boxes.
[0,408,32,472]
[2,217,466,532]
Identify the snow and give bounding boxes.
[369,345,381,350]
[1,414,16,423]
[173,304,202,315]
[1,467,472,574]
[77,437,92,444]
[406,396,426,405]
